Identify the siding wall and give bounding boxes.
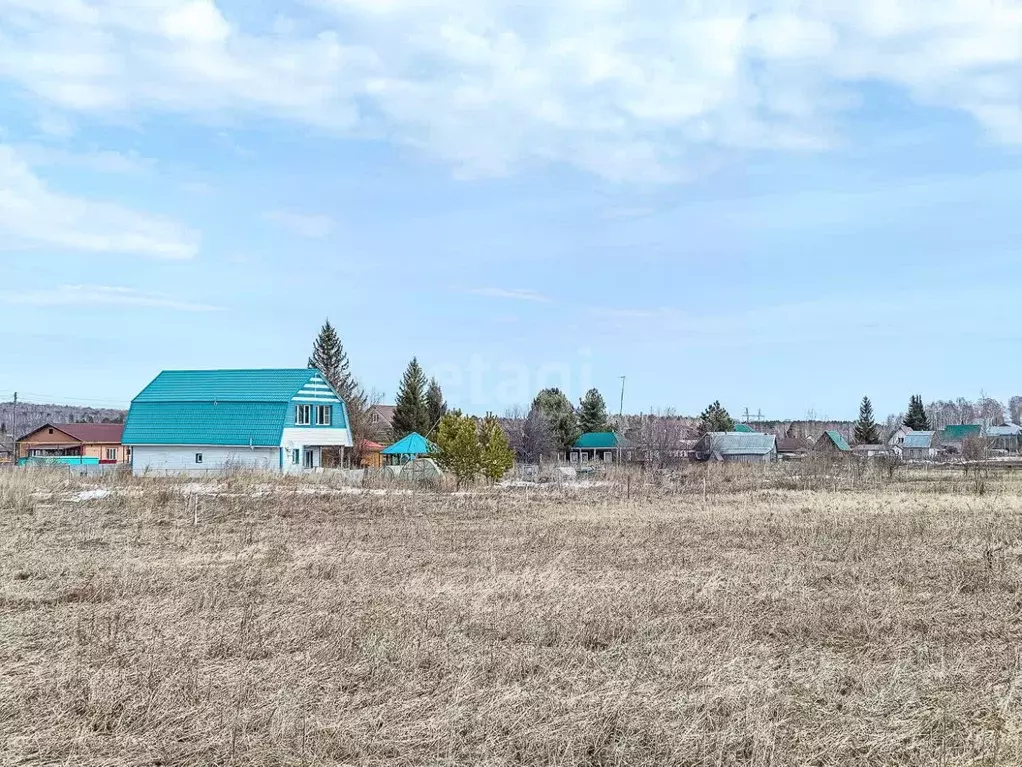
[132,445,278,476]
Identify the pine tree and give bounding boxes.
[435,412,482,488]
[392,357,430,438]
[479,414,515,482]
[578,388,609,434]
[697,400,734,436]
[531,388,581,453]
[425,378,447,435]
[854,396,881,444]
[903,394,930,431]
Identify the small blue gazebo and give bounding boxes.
[381,432,436,465]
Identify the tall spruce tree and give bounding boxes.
[425,378,447,435]
[392,357,430,438]
[903,394,930,431]
[697,400,734,436]
[531,388,581,453]
[578,388,609,434]
[308,319,368,462]
[854,396,881,444]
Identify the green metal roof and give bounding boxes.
[123,402,288,446]
[572,432,631,449]
[132,369,321,402]
[825,430,851,451]
[381,432,435,455]
[732,423,754,433]
[123,368,349,447]
[941,424,982,441]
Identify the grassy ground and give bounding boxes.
[3,467,1022,765]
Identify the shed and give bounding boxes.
[694,432,777,463]
[570,432,634,463]
[988,425,1022,453]
[359,440,384,469]
[901,431,937,461]
[815,430,852,455]
[123,369,352,475]
[381,432,435,465]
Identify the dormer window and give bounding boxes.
[296,405,311,426]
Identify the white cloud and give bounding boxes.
[463,287,552,303]
[0,145,199,258]
[4,284,223,312]
[0,1,1019,181]
[265,209,337,238]
[13,144,154,174]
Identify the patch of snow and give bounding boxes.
[72,489,111,503]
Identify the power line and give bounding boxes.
[15,391,129,407]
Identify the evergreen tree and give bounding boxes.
[578,388,609,434]
[425,378,447,435]
[903,394,930,431]
[854,396,881,444]
[697,400,734,436]
[531,388,581,453]
[392,357,430,437]
[308,319,368,464]
[479,414,515,482]
[435,412,482,488]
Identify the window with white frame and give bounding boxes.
[296,404,311,425]
[292,449,300,465]
[316,405,331,426]
[195,453,203,464]
[105,448,117,461]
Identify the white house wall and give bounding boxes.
[132,445,278,476]
[280,427,352,448]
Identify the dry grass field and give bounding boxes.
[3,465,1022,765]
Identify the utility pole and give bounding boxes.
[11,392,16,464]
[619,376,626,419]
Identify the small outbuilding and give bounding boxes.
[381,432,435,465]
[359,440,385,468]
[569,432,634,463]
[815,430,852,455]
[988,425,1022,453]
[694,432,777,463]
[901,431,937,461]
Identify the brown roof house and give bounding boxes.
[18,423,127,465]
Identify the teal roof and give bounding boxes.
[132,369,322,402]
[732,423,754,433]
[941,424,982,441]
[572,432,631,449]
[381,432,435,456]
[825,430,851,451]
[123,369,348,447]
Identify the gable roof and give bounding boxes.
[701,432,776,456]
[732,423,755,433]
[988,425,1022,437]
[903,431,936,449]
[823,430,851,451]
[123,369,348,447]
[20,423,124,443]
[573,432,632,449]
[381,432,435,456]
[941,424,982,441]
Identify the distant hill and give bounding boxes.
[0,401,127,439]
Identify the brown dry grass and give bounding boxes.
[3,466,1022,765]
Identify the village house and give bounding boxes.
[987,425,1022,453]
[569,432,635,463]
[122,369,352,475]
[939,424,983,454]
[17,423,126,465]
[694,432,778,463]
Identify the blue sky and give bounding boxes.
[1,0,1021,420]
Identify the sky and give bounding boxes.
[1,0,1021,420]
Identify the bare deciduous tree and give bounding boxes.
[639,409,688,470]
[504,405,555,464]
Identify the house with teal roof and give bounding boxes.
[123,369,352,475]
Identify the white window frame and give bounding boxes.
[195,453,203,464]
[292,449,300,465]
[105,448,117,461]
[296,404,311,426]
[316,405,331,426]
